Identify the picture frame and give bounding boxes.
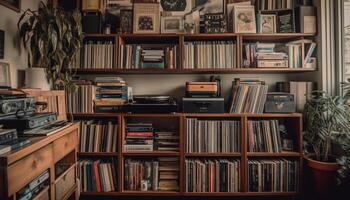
[259,14,276,33]
[192,0,225,15]
[233,5,256,33]
[161,16,184,34]
[120,9,133,33]
[133,3,160,34]
[0,0,21,12]
[0,62,11,87]
[160,0,192,16]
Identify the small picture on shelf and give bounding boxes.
[161,0,190,13]
[120,9,133,33]
[259,14,276,34]
[161,16,184,33]
[133,3,160,34]
[233,6,256,33]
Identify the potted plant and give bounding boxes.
[18,0,83,91]
[303,90,350,198]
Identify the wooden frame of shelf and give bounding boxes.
[72,33,317,74]
[73,112,303,197]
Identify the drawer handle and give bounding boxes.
[32,160,38,168]
[65,141,68,147]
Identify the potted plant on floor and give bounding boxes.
[304,89,350,198]
[18,0,83,91]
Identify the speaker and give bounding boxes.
[82,11,102,34]
[0,30,4,59]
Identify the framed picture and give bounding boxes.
[133,3,160,34]
[161,16,184,33]
[0,0,21,12]
[192,0,225,14]
[160,0,192,16]
[259,14,276,33]
[0,62,11,87]
[120,9,133,33]
[233,6,256,33]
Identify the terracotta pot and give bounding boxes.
[305,155,339,200]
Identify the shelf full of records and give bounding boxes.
[185,159,241,192]
[79,40,116,69]
[124,157,179,192]
[243,40,317,69]
[255,0,295,11]
[79,121,118,153]
[248,120,283,153]
[248,159,299,192]
[77,159,118,192]
[183,41,237,69]
[228,78,268,114]
[66,82,95,114]
[186,118,241,153]
[118,44,179,69]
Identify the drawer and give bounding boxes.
[53,130,78,162]
[55,164,76,200]
[7,144,53,196]
[32,186,50,200]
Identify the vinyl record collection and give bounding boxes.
[77,159,118,192]
[248,120,283,153]
[256,0,294,10]
[185,159,241,192]
[248,159,299,192]
[186,118,241,153]
[124,123,154,152]
[229,79,268,114]
[124,158,179,191]
[183,41,237,69]
[79,121,118,153]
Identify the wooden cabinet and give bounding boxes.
[0,123,79,200]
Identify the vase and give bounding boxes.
[25,68,50,91]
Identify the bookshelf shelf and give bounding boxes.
[247,152,301,157]
[78,152,118,156]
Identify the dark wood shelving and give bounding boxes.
[78,152,118,156]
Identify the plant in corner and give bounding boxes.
[303,89,350,198]
[18,0,83,92]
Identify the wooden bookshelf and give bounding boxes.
[74,113,303,196]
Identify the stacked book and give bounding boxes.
[79,121,118,153]
[66,81,95,113]
[287,39,317,68]
[82,40,115,69]
[124,123,154,152]
[186,118,241,153]
[229,78,268,113]
[183,41,236,69]
[248,159,299,192]
[94,77,129,107]
[77,159,118,192]
[185,159,241,192]
[118,44,179,69]
[243,43,288,68]
[155,131,179,151]
[124,159,159,191]
[158,157,180,191]
[248,120,283,153]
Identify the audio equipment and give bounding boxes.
[1,112,57,130]
[0,129,17,145]
[0,97,36,119]
[264,93,296,113]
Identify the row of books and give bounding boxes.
[185,159,241,192]
[248,120,283,153]
[79,121,118,153]
[124,123,154,152]
[66,83,95,113]
[183,41,237,69]
[81,41,116,69]
[118,44,179,69]
[229,79,268,114]
[155,132,179,151]
[248,159,299,192]
[77,159,118,192]
[186,118,241,153]
[256,0,295,11]
[124,158,179,191]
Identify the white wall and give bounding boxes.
[0,0,43,88]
